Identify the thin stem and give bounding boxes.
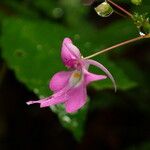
[107,0,133,18]
[84,34,150,59]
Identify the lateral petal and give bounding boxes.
[49,71,72,92]
[26,86,68,108]
[84,69,107,85]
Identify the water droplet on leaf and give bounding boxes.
[62,116,71,123]
[33,88,39,94]
[95,2,113,17]
[50,105,57,112]
[37,44,42,51]
[84,42,91,48]
[74,34,80,40]
[72,121,78,127]
[15,49,26,57]
[52,8,64,19]
[39,95,45,99]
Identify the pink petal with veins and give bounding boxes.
[27,86,69,108]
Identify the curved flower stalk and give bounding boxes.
[27,38,116,113]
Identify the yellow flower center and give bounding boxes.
[73,72,81,78]
[69,70,82,87]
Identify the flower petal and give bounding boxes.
[40,84,71,107]
[65,82,87,113]
[26,86,69,107]
[83,69,107,85]
[85,59,117,91]
[61,38,81,67]
[26,96,51,105]
[49,71,72,92]
[40,95,66,108]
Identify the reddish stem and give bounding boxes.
[84,35,150,59]
[107,0,133,18]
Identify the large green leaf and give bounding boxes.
[51,100,88,141]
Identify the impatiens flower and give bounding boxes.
[26,38,116,113]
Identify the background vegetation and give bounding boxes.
[0,0,149,149]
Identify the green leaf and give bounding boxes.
[51,100,88,141]
[31,0,62,19]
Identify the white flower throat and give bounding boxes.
[69,70,82,87]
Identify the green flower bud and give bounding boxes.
[133,13,150,35]
[94,2,114,17]
[131,0,142,5]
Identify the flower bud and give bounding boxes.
[94,2,113,17]
[133,13,150,35]
[131,0,142,5]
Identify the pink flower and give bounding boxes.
[26,38,116,113]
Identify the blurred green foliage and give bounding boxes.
[0,0,149,142]
[126,141,150,150]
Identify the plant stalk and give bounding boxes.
[107,0,133,18]
[84,34,150,59]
